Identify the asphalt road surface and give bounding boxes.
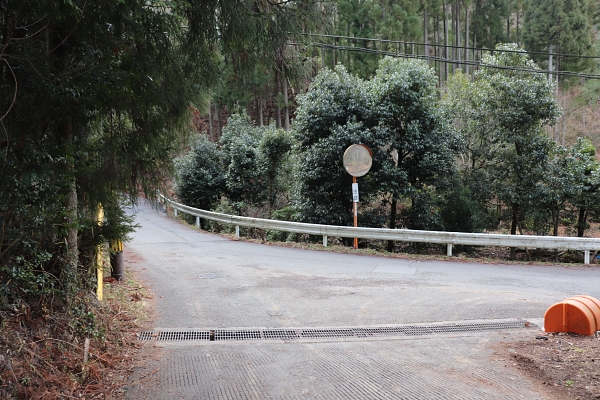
[124,200,600,399]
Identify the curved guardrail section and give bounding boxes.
[160,195,600,264]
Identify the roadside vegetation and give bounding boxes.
[0,270,152,398]
[175,48,600,263]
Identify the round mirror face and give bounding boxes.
[343,144,373,177]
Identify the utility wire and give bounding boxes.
[301,32,600,61]
[292,41,600,79]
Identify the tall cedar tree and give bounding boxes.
[0,0,326,308]
[523,0,594,71]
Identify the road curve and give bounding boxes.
[127,200,599,329]
[125,200,599,399]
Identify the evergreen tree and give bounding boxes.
[470,0,510,49]
[293,66,381,227]
[0,0,326,308]
[175,136,226,223]
[370,57,457,247]
[334,0,422,78]
[523,0,594,71]
[294,58,456,245]
[443,44,560,255]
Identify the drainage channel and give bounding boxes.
[138,320,535,342]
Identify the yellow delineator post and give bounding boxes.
[111,239,123,253]
[96,204,104,301]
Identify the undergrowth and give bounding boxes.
[0,270,151,399]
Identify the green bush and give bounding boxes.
[175,135,226,215]
[440,181,488,233]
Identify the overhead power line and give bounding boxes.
[301,32,600,61]
[291,41,600,80]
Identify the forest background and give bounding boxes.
[1,0,600,380]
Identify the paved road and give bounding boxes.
[124,201,600,399]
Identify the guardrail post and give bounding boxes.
[235,225,240,238]
[174,208,178,218]
[323,235,328,247]
[584,250,590,264]
[196,216,200,229]
[447,244,452,256]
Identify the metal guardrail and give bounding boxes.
[160,195,600,264]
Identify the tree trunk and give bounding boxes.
[274,70,281,129]
[208,102,214,141]
[473,0,477,74]
[346,23,350,66]
[215,103,221,141]
[455,0,461,72]
[320,27,325,69]
[424,7,429,65]
[283,73,290,131]
[465,4,469,74]
[516,3,520,41]
[553,207,559,236]
[61,118,79,287]
[561,75,565,146]
[451,2,455,74]
[387,196,398,253]
[473,29,476,64]
[333,37,337,68]
[577,208,588,237]
[268,175,274,219]
[510,204,518,260]
[258,93,264,127]
[436,13,441,86]
[443,1,448,81]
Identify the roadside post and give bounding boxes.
[343,144,373,249]
[110,239,124,281]
[96,204,104,301]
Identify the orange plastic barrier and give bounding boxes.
[544,295,600,336]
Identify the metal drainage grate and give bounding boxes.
[138,320,535,342]
[262,329,299,340]
[215,330,262,341]
[138,330,210,341]
[300,328,355,338]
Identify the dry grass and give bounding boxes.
[0,269,153,399]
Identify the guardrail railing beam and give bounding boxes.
[159,195,600,264]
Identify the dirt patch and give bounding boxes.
[504,331,600,400]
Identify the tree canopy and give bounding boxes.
[0,0,326,308]
[443,44,560,253]
[523,0,595,71]
[294,57,456,238]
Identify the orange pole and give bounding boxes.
[353,176,358,249]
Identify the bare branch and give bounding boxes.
[12,18,51,42]
[1,120,9,177]
[0,58,17,123]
